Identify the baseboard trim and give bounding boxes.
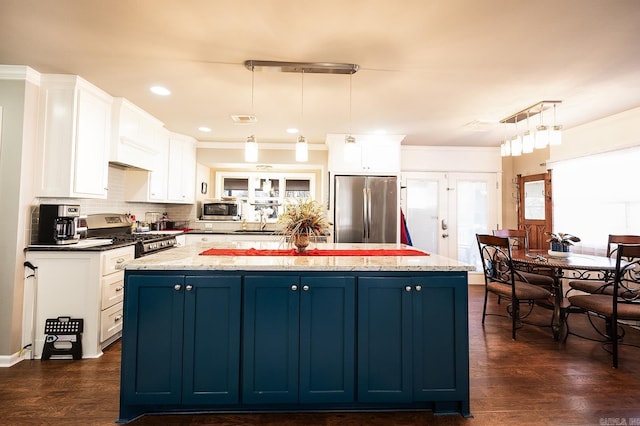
[0,351,26,367]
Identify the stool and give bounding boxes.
[42,317,83,360]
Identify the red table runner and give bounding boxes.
[199,248,428,256]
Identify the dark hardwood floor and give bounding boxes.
[2,285,640,426]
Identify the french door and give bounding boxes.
[402,172,500,281]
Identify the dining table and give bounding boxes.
[510,249,619,340]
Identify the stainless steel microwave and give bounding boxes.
[201,200,240,220]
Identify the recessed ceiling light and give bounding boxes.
[287,128,299,134]
[150,85,171,96]
[198,126,212,132]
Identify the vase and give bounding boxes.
[294,233,310,253]
[548,242,570,258]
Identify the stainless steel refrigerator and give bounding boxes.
[334,175,398,243]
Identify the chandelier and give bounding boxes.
[500,101,562,157]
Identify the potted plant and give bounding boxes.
[278,198,331,252]
[545,232,580,257]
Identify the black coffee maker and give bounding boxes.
[38,204,81,245]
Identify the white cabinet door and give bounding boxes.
[74,88,111,196]
[148,127,169,201]
[36,75,112,198]
[167,133,196,203]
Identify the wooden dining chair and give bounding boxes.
[476,234,553,339]
[567,243,640,368]
[492,229,555,290]
[567,235,640,296]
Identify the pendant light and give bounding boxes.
[521,111,535,154]
[511,120,522,156]
[295,70,308,162]
[345,73,356,146]
[500,122,511,157]
[548,103,562,146]
[534,103,549,149]
[245,135,258,162]
[245,66,258,162]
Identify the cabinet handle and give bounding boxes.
[415,285,422,291]
[405,285,412,292]
[185,285,193,291]
[115,286,123,292]
[116,258,125,264]
[174,284,182,291]
[114,315,123,322]
[291,285,298,291]
[302,285,310,291]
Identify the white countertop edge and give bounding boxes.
[119,242,475,272]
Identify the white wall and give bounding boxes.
[551,106,640,162]
[0,66,40,364]
[401,146,502,172]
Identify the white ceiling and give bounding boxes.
[1,0,639,149]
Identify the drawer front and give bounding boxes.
[102,246,135,276]
[102,271,125,310]
[101,302,124,342]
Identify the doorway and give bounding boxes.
[402,172,500,281]
[518,171,553,249]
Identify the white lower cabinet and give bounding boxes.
[25,245,135,358]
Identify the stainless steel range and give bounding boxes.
[86,213,177,258]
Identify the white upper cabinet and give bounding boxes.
[110,98,164,170]
[35,74,112,198]
[124,126,169,203]
[327,134,403,174]
[167,132,196,203]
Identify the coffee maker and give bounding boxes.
[38,204,81,245]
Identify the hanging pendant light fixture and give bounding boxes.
[244,66,258,162]
[500,122,511,157]
[245,135,258,162]
[345,73,356,145]
[499,100,561,156]
[521,111,535,154]
[548,103,562,146]
[295,70,308,162]
[534,102,549,149]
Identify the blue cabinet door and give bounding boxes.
[412,274,469,405]
[242,275,300,404]
[357,277,413,403]
[299,276,355,403]
[121,274,185,405]
[182,275,241,405]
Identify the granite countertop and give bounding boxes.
[119,241,474,272]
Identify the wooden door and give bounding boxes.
[518,171,553,250]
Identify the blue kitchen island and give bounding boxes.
[116,242,473,423]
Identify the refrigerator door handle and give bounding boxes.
[362,187,368,239]
[366,187,372,239]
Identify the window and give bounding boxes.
[551,147,640,254]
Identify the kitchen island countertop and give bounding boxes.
[119,241,474,272]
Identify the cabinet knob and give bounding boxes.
[114,315,123,322]
[415,285,422,292]
[405,285,412,292]
[174,284,182,291]
[302,285,310,291]
[185,285,193,291]
[291,285,298,291]
[116,258,125,264]
[115,286,123,292]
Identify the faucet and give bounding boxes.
[259,210,267,231]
